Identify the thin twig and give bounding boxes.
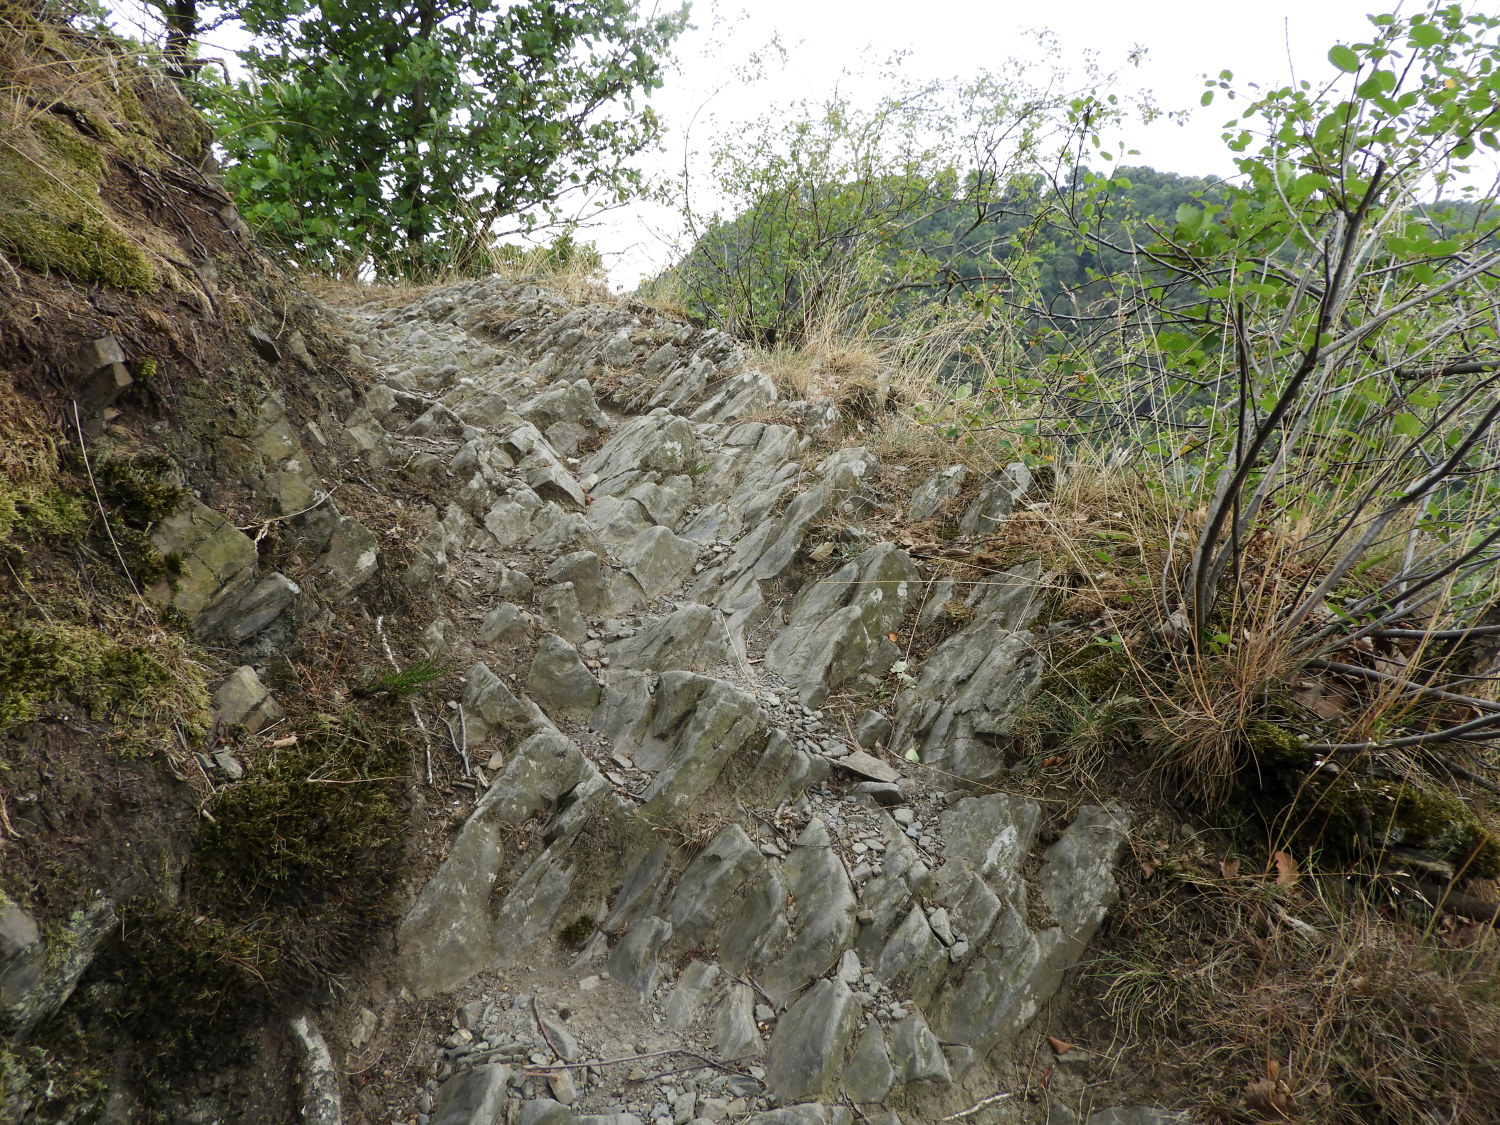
[377,614,434,785]
[72,401,141,597]
[1308,659,1500,715]
[941,1091,1013,1121]
[444,704,472,776]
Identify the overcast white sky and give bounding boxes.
[115,0,1496,284]
[592,0,1457,285]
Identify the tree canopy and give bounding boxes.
[185,0,686,278]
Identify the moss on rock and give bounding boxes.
[1300,774,1500,878]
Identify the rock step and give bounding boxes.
[332,276,1133,1123]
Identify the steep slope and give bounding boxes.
[314,277,1157,1125]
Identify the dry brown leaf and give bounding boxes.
[1045,1036,1074,1056]
[1274,850,1301,887]
[887,632,900,643]
[1141,860,1157,879]
[1290,684,1349,719]
[1221,857,1242,880]
[1243,1078,1298,1120]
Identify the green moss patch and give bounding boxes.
[0,142,156,291]
[190,708,409,985]
[1297,774,1500,879]
[0,618,208,738]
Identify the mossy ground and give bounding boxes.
[0,3,166,291]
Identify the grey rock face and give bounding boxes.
[890,562,1045,782]
[765,542,918,707]
[317,513,380,591]
[0,901,44,1012]
[841,1022,895,1104]
[147,499,257,623]
[397,726,603,994]
[853,710,892,749]
[430,1064,512,1125]
[545,551,607,612]
[906,465,967,522]
[462,661,539,742]
[759,819,856,1004]
[764,979,858,1102]
[615,525,698,605]
[1,895,116,1035]
[958,463,1032,537]
[886,1012,950,1085]
[667,826,762,948]
[480,602,533,646]
[201,571,300,642]
[607,604,726,673]
[528,635,603,712]
[539,583,588,644]
[343,275,1135,1121]
[212,665,282,733]
[607,916,673,999]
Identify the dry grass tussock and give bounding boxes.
[995,446,1499,806]
[993,445,1500,1120]
[302,238,618,309]
[0,374,58,485]
[1078,858,1500,1125]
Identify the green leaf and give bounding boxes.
[1329,45,1361,73]
[1391,413,1423,438]
[1410,23,1443,47]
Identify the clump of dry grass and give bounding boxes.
[1077,861,1500,1125]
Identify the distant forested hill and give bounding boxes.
[656,165,1228,348]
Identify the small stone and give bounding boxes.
[351,1007,378,1049]
[948,940,970,962]
[671,1091,696,1123]
[892,808,916,826]
[754,1004,775,1023]
[445,1029,473,1049]
[457,1000,485,1029]
[928,907,954,946]
[854,710,893,749]
[837,950,862,983]
[212,751,245,780]
[550,1070,579,1105]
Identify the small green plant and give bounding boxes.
[360,656,448,698]
[558,915,596,949]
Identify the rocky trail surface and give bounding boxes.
[314,278,1170,1125]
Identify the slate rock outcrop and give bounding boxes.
[331,276,1136,1125]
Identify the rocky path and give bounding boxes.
[330,278,1146,1125]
